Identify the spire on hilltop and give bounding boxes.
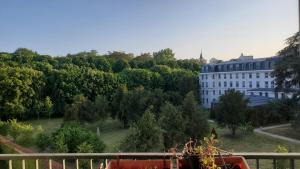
[199,50,207,64]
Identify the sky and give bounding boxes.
[0,0,298,61]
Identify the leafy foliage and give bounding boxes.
[120,107,164,152]
[52,122,105,153]
[215,89,248,137]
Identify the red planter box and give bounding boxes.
[107,159,172,169]
[107,156,250,169]
[179,156,250,169]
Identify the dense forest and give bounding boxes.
[0,48,205,123]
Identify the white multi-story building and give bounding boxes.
[199,54,287,108]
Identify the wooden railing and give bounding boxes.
[0,152,300,169]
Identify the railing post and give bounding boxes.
[8,160,12,169]
[256,159,259,169]
[49,159,52,169]
[63,159,66,169]
[90,159,93,169]
[35,159,39,169]
[273,159,276,169]
[290,159,295,169]
[22,159,26,169]
[76,159,79,169]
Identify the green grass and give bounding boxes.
[25,118,300,168]
[210,122,300,168]
[25,118,63,135]
[264,125,300,140]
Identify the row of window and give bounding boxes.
[201,60,276,73]
[201,81,275,88]
[201,72,273,80]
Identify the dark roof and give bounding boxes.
[245,95,275,107]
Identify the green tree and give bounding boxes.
[52,122,105,153]
[182,91,209,139]
[0,67,45,120]
[64,95,108,122]
[111,85,128,119]
[153,48,176,64]
[112,59,130,73]
[120,107,164,152]
[215,89,248,137]
[159,102,185,149]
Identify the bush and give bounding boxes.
[240,122,254,135]
[274,145,289,169]
[36,133,51,151]
[8,119,34,146]
[0,121,9,136]
[52,122,106,153]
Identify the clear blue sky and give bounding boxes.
[0,0,298,60]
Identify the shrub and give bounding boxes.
[274,145,289,169]
[36,133,51,151]
[52,122,105,153]
[0,121,9,136]
[240,122,254,135]
[8,119,34,146]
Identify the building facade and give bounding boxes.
[199,54,286,108]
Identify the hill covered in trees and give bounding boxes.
[0,48,205,122]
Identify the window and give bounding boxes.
[242,81,245,87]
[224,81,227,87]
[236,73,238,79]
[219,90,221,95]
[256,81,260,88]
[218,74,221,79]
[206,82,208,87]
[249,81,252,88]
[236,81,239,87]
[271,81,274,88]
[242,73,245,79]
[224,74,227,79]
[206,90,208,95]
[265,72,269,78]
[212,74,215,79]
[265,81,268,88]
[259,92,262,96]
[202,90,205,95]
[249,73,252,78]
[202,75,204,80]
[213,82,215,87]
[230,74,232,79]
[265,92,269,97]
[218,82,221,87]
[251,92,254,95]
[213,90,215,95]
[206,98,208,103]
[205,74,208,79]
[256,73,260,78]
[230,81,233,87]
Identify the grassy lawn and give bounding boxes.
[24,118,300,168]
[28,117,130,152]
[263,125,300,140]
[210,122,300,168]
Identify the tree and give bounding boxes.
[159,102,185,149]
[120,107,164,152]
[64,95,109,122]
[153,48,176,64]
[118,87,150,128]
[112,59,130,73]
[182,91,209,139]
[0,67,45,120]
[52,122,105,153]
[111,85,128,119]
[215,89,248,137]
[274,32,300,129]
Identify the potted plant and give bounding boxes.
[177,134,250,169]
